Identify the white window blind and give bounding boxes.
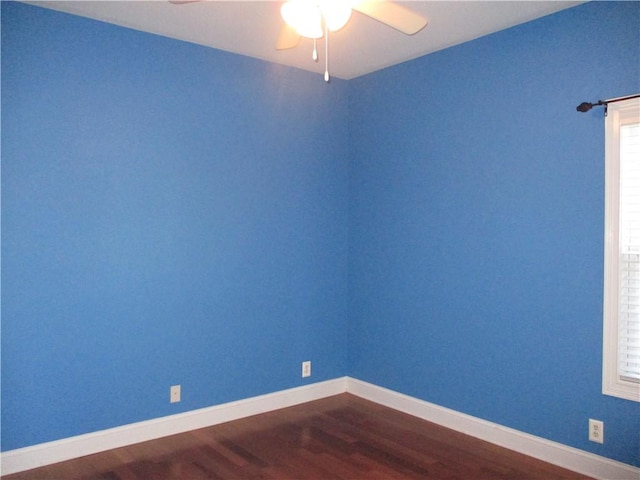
[603,96,640,401]
[618,122,640,383]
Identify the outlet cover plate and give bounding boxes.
[302,361,311,378]
[170,385,181,403]
[589,418,604,443]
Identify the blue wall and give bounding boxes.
[2,0,639,469]
[1,2,349,450]
[348,1,639,467]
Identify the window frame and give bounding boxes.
[602,96,640,402]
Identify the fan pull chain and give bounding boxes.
[324,22,329,82]
[313,38,318,61]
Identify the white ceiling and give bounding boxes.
[25,1,584,80]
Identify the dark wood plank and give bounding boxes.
[3,394,595,480]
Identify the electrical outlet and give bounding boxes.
[589,419,604,444]
[302,361,311,378]
[170,385,181,403]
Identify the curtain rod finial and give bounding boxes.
[577,102,593,112]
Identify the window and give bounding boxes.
[603,96,640,402]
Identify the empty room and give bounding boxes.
[1,1,639,478]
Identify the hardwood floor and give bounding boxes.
[4,394,594,480]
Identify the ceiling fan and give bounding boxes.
[171,1,428,82]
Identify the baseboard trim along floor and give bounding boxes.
[2,377,637,479]
[346,378,638,480]
[0,378,347,476]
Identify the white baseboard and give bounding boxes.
[2,376,637,480]
[346,378,640,480]
[0,377,348,476]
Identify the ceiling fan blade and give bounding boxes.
[276,23,301,50]
[352,1,428,35]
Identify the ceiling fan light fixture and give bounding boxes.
[321,0,352,32]
[281,0,352,38]
[281,0,323,39]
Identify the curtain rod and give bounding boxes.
[576,93,640,114]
